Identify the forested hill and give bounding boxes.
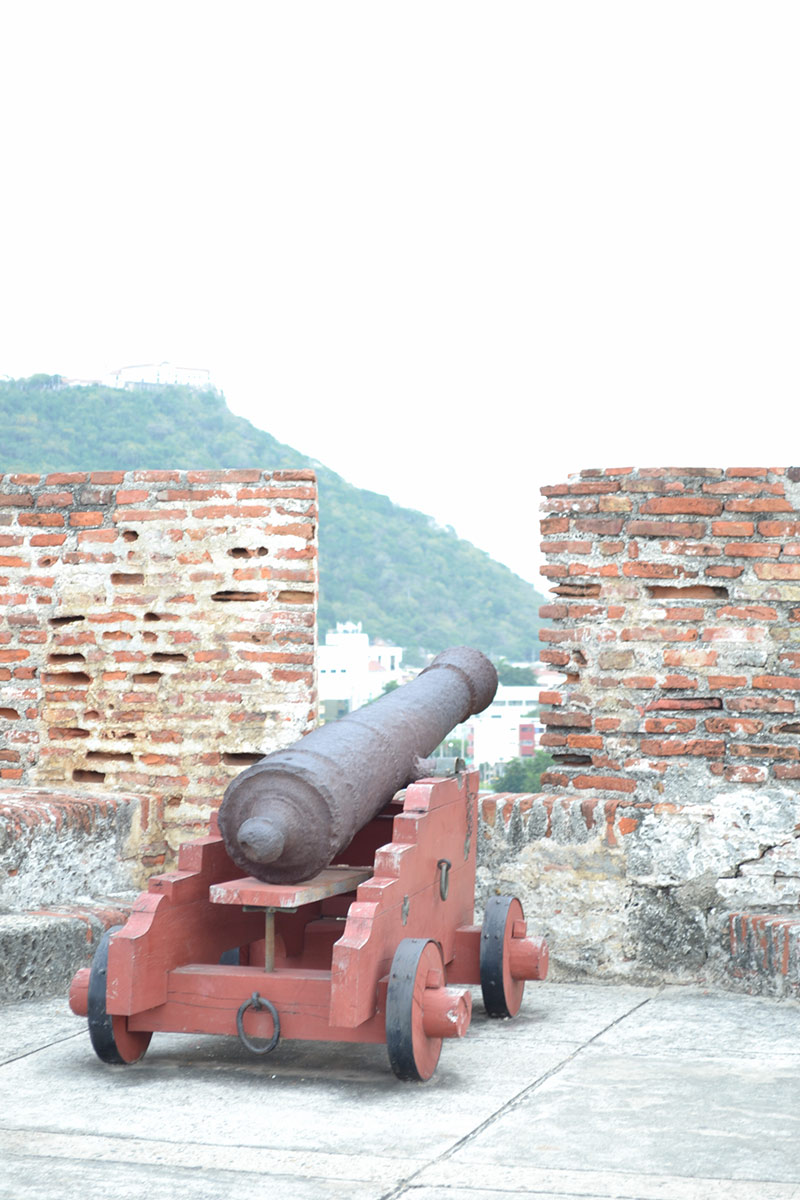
[0,375,545,662]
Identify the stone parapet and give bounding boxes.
[477,790,800,994]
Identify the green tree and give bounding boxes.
[492,752,552,793]
[494,658,537,685]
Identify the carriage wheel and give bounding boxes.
[88,926,152,1064]
[480,896,526,1018]
[386,938,446,1082]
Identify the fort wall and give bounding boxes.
[0,468,317,874]
[478,468,800,995]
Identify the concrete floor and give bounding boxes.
[1,981,799,1199]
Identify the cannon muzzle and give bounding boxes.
[218,646,497,883]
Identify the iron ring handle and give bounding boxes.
[236,991,281,1055]
[437,858,451,901]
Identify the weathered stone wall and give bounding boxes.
[481,467,800,995]
[476,789,800,995]
[539,466,800,798]
[0,469,317,872]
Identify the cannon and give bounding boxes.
[219,645,499,883]
[69,647,549,1081]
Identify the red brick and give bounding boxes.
[641,738,724,757]
[164,489,228,502]
[91,471,126,484]
[628,520,706,537]
[112,508,188,523]
[705,717,764,734]
[539,604,568,619]
[728,696,794,712]
[78,529,118,543]
[540,540,593,555]
[725,498,792,512]
[69,512,104,527]
[772,764,800,779]
[754,563,800,580]
[729,744,799,760]
[711,520,755,536]
[540,517,570,534]
[45,473,87,484]
[659,541,722,557]
[598,497,633,512]
[30,534,67,546]
[705,566,744,578]
[725,468,768,478]
[701,627,767,642]
[115,490,150,504]
[753,675,800,690]
[274,469,315,482]
[574,517,625,535]
[622,564,693,579]
[568,563,618,576]
[18,513,64,527]
[708,675,748,688]
[571,774,636,793]
[186,470,262,483]
[540,650,570,666]
[640,497,723,516]
[719,764,769,783]
[663,650,717,667]
[540,712,592,728]
[567,734,603,749]
[621,627,698,642]
[644,717,697,733]
[724,542,781,557]
[703,480,785,495]
[35,492,74,507]
[758,520,800,537]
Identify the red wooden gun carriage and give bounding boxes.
[69,648,548,1081]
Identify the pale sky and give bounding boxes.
[1,2,798,588]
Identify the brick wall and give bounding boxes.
[0,469,317,870]
[539,466,800,800]
[473,467,800,996]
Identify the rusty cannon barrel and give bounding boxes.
[218,645,498,884]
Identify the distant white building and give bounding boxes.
[104,362,213,390]
[318,622,405,717]
[468,684,541,769]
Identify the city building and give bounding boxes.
[318,622,405,719]
[467,684,542,772]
